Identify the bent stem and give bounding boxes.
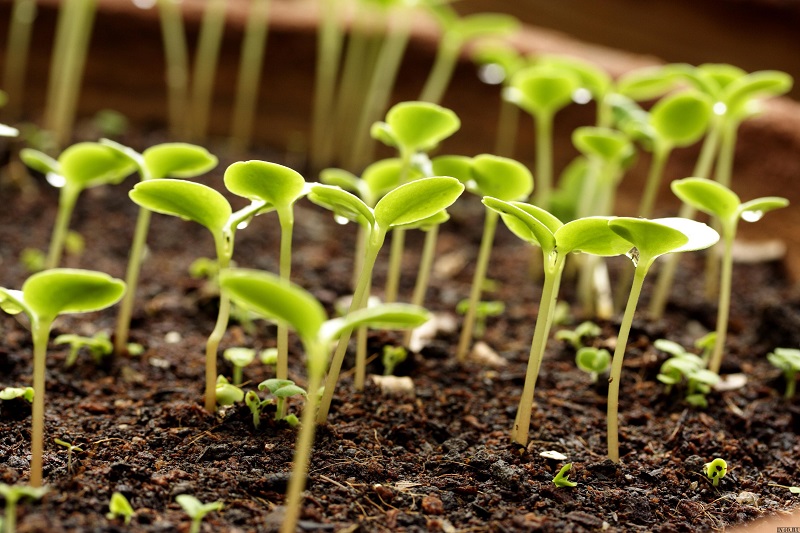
[114,207,152,354]
[46,187,79,269]
[205,272,231,412]
[30,318,51,487]
[708,230,734,374]
[403,225,439,346]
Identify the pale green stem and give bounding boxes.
[418,37,459,104]
[276,207,294,383]
[607,260,649,463]
[532,111,553,209]
[317,232,383,423]
[3,0,37,119]
[30,317,51,488]
[5,495,17,533]
[708,228,735,374]
[229,0,270,153]
[354,277,371,391]
[511,254,564,446]
[232,365,243,386]
[46,186,79,269]
[114,207,152,354]
[189,0,226,140]
[456,209,498,362]
[637,144,671,218]
[578,161,615,316]
[205,254,231,412]
[189,518,201,533]
[383,228,405,303]
[403,225,439,346]
[157,0,190,138]
[44,0,77,129]
[494,96,519,158]
[596,93,613,128]
[352,223,366,291]
[786,372,797,399]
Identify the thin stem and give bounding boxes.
[114,207,153,354]
[456,209,498,362]
[637,144,671,218]
[5,497,17,533]
[157,0,189,138]
[532,111,553,209]
[607,260,649,463]
[276,208,294,383]
[46,187,79,270]
[30,317,51,488]
[708,230,734,374]
[354,277,371,391]
[403,225,439,346]
[786,373,796,399]
[494,97,519,158]
[352,223,366,291]
[189,0,226,140]
[205,251,231,412]
[418,37,459,104]
[3,0,37,119]
[383,228,405,303]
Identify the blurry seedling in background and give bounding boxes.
[555,321,601,350]
[655,338,719,408]
[456,300,504,340]
[53,438,83,474]
[223,347,256,386]
[552,463,577,488]
[382,345,408,376]
[575,347,611,384]
[175,494,223,533]
[106,491,135,525]
[55,331,112,367]
[258,378,306,423]
[0,387,34,403]
[767,348,800,399]
[0,483,48,533]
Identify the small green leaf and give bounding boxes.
[59,142,136,189]
[556,217,633,256]
[482,197,559,252]
[572,127,633,163]
[697,63,747,94]
[738,197,789,222]
[22,269,126,322]
[537,55,612,98]
[451,13,519,42]
[608,217,689,261]
[576,347,611,374]
[671,178,740,221]
[471,154,533,201]
[381,101,461,153]
[142,143,218,180]
[553,463,577,488]
[616,65,681,101]
[223,347,256,367]
[224,160,306,208]
[723,70,793,118]
[362,158,405,204]
[374,176,464,229]
[320,168,360,193]
[107,491,135,525]
[175,494,223,520]
[272,384,306,399]
[307,184,375,226]
[20,148,60,175]
[0,288,26,315]
[650,91,712,147]
[129,179,232,234]
[391,209,450,231]
[319,303,430,345]
[258,378,296,393]
[506,66,579,117]
[431,155,473,184]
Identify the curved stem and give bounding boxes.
[30,317,51,488]
[708,230,734,374]
[418,37,459,104]
[403,225,439,346]
[115,206,152,354]
[383,228,405,303]
[46,186,79,269]
[204,252,231,412]
[456,209,498,362]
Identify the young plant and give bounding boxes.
[482,198,632,446]
[100,140,218,356]
[456,300,504,339]
[106,491,135,525]
[703,458,728,487]
[655,339,719,408]
[575,347,611,384]
[129,177,272,412]
[0,483,48,533]
[175,494,223,533]
[219,267,429,533]
[382,345,408,376]
[606,217,719,462]
[53,438,83,473]
[54,331,112,367]
[555,321,602,350]
[0,269,125,487]
[552,463,577,488]
[20,142,136,269]
[671,177,788,373]
[0,387,34,403]
[767,348,800,399]
[223,347,255,386]
[215,375,244,407]
[258,378,306,422]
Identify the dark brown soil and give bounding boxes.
[1,139,799,532]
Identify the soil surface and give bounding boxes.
[1,137,799,532]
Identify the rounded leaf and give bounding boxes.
[130,179,232,234]
[362,158,405,205]
[471,154,533,201]
[671,178,740,221]
[608,217,690,261]
[738,196,789,222]
[537,55,612,98]
[59,142,136,190]
[0,288,26,316]
[307,184,375,226]
[482,197,558,251]
[650,91,712,147]
[391,209,450,231]
[432,155,473,184]
[383,101,461,153]
[572,127,633,163]
[374,176,464,229]
[471,41,524,79]
[506,66,579,116]
[20,148,59,175]
[224,160,306,208]
[556,217,633,256]
[722,70,793,117]
[142,143,218,180]
[320,168,360,193]
[451,13,520,42]
[616,65,681,101]
[697,63,747,94]
[22,269,125,322]
[319,303,430,345]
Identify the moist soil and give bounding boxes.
[1,143,799,532]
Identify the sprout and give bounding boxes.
[703,458,728,487]
[222,347,256,386]
[0,269,125,486]
[215,375,244,407]
[54,331,112,367]
[552,463,577,488]
[575,347,611,384]
[655,339,719,408]
[606,217,719,462]
[456,300,505,340]
[0,483,48,533]
[175,494,223,533]
[54,438,83,474]
[767,348,800,399]
[555,321,602,350]
[258,378,307,422]
[260,347,278,366]
[0,387,34,403]
[106,491,135,525]
[382,345,408,376]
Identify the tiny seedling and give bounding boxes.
[671,177,788,374]
[655,341,719,409]
[215,376,244,407]
[223,347,256,386]
[53,438,83,473]
[382,345,408,376]
[245,391,269,429]
[54,331,112,367]
[0,483,48,533]
[703,458,728,487]
[106,491,135,525]
[555,321,602,350]
[258,378,307,422]
[456,299,505,340]
[0,387,34,403]
[767,348,800,399]
[768,483,800,495]
[260,347,278,365]
[175,494,223,533]
[695,332,717,364]
[575,347,611,384]
[553,463,577,488]
[606,217,719,462]
[0,269,125,487]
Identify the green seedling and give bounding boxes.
[100,140,218,356]
[606,217,719,462]
[671,177,788,373]
[175,494,223,533]
[536,54,614,127]
[504,64,580,209]
[0,483,48,533]
[456,300,505,339]
[54,331,112,367]
[0,387,34,403]
[553,463,577,488]
[703,458,728,487]
[555,321,602,350]
[768,483,800,495]
[767,348,800,399]
[260,347,278,366]
[129,177,272,412]
[308,176,463,396]
[245,390,268,428]
[482,198,632,446]
[91,109,128,139]
[20,142,136,269]
[19,249,45,273]
[222,347,256,386]
[106,491,135,525]
[0,269,125,486]
[575,347,611,384]
[224,160,307,388]
[215,375,244,407]
[258,378,307,422]
[453,154,533,361]
[382,345,408,376]
[220,267,429,533]
[655,339,719,408]
[53,438,83,473]
[695,332,717,363]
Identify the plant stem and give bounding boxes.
[637,144,670,219]
[419,36,459,104]
[494,97,519,158]
[4,497,17,533]
[511,255,564,446]
[403,225,439,346]
[456,209,498,362]
[708,230,734,374]
[205,249,231,412]
[2,0,37,119]
[229,0,270,154]
[354,278,371,391]
[276,208,294,383]
[30,317,51,488]
[786,373,796,399]
[189,0,226,140]
[383,228,405,303]
[46,187,79,269]
[157,0,190,138]
[532,111,553,209]
[607,261,649,463]
[114,206,152,354]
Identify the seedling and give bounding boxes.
[0,269,125,486]
[767,348,800,399]
[655,340,719,408]
[456,300,505,339]
[20,142,136,269]
[382,345,408,376]
[54,331,112,367]
[100,140,218,356]
[220,267,429,533]
[555,321,602,350]
[671,177,787,373]
[53,438,83,473]
[703,458,728,487]
[106,491,135,525]
[553,463,577,488]
[575,347,611,384]
[175,494,223,533]
[482,198,632,446]
[258,378,307,421]
[260,347,278,366]
[606,217,719,462]
[129,177,272,412]
[0,483,48,533]
[223,347,256,386]
[695,332,717,364]
[768,483,800,495]
[215,375,244,407]
[0,387,34,403]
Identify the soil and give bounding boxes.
[1,137,800,532]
